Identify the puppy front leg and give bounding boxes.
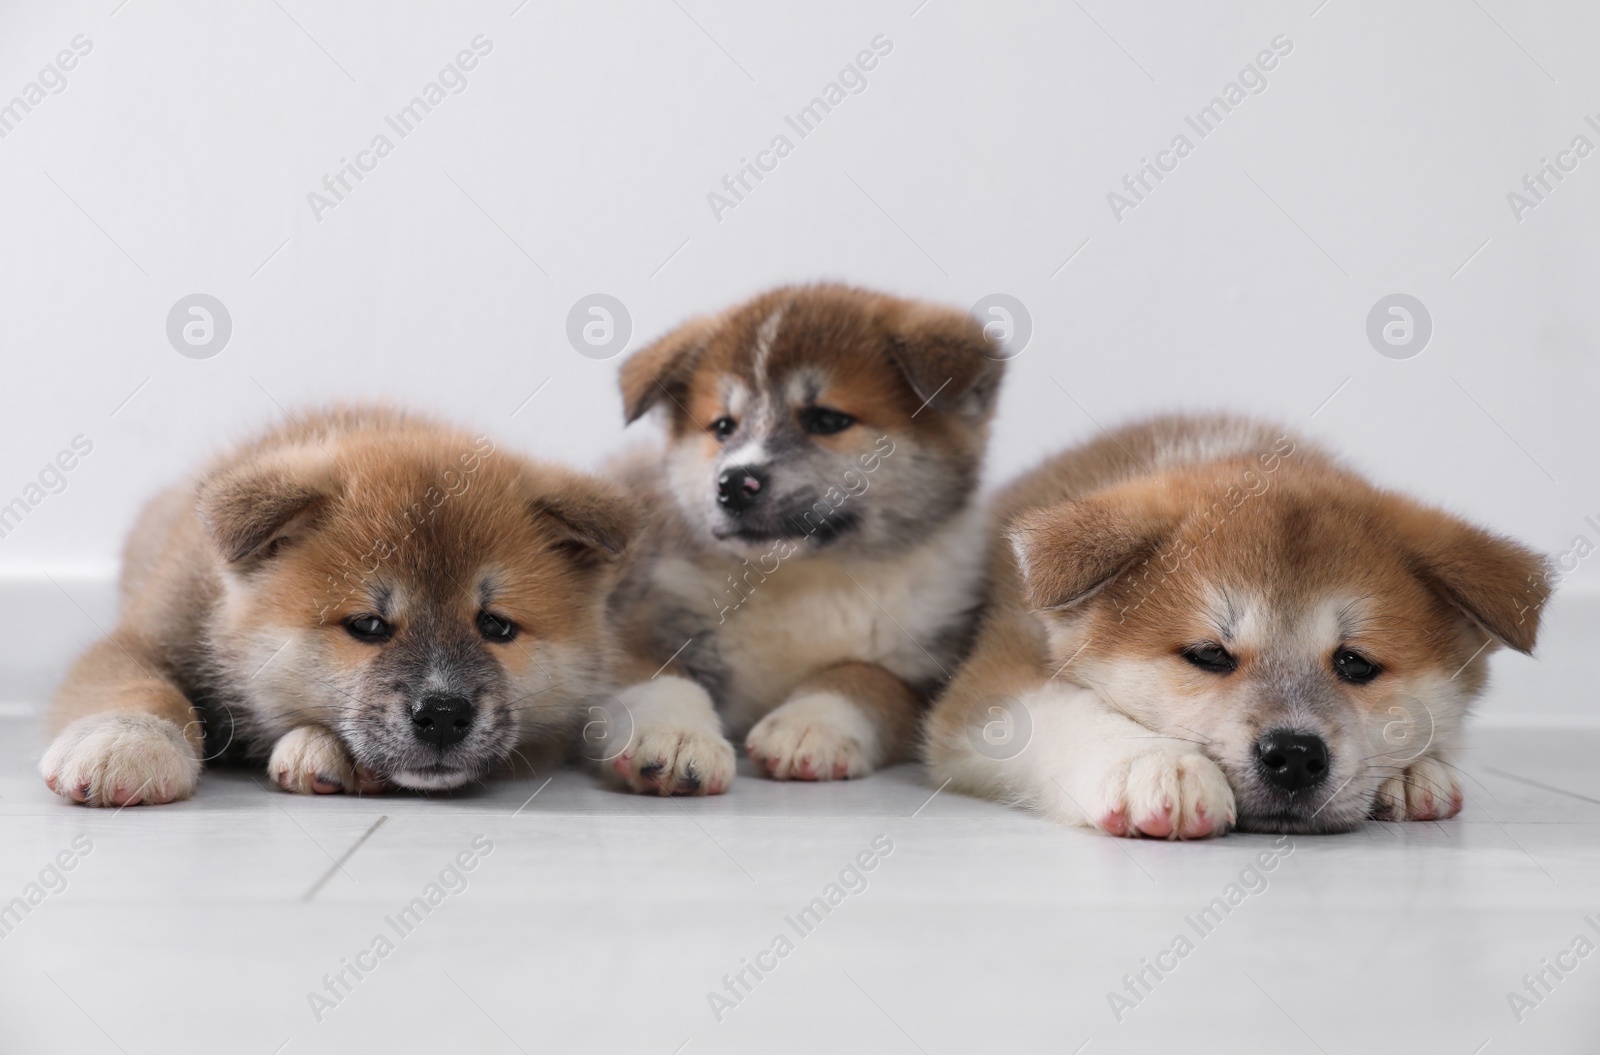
[40,635,204,807]
[1372,753,1464,821]
[928,681,1234,839]
[745,661,919,780]
[602,675,736,796]
[267,725,387,796]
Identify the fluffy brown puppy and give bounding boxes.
[925,414,1549,837]
[41,407,638,806]
[597,284,1006,794]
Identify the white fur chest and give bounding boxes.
[651,508,987,731]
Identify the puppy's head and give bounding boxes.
[1010,450,1550,833]
[620,284,1003,558]
[198,418,637,790]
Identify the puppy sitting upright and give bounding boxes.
[601,284,1005,794]
[41,407,637,806]
[925,414,1550,836]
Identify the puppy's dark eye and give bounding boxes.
[345,614,391,643]
[710,416,737,440]
[1332,649,1380,684]
[477,611,518,643]
[1182,643,1237,674]
[800,406,855,436]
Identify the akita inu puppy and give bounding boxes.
[600,284,1006,794]
[41,407,638,805]
[925,414,1549,836]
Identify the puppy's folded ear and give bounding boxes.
[619,315,718,425]
[886,303,1005,419]
[1008,488,1178,611]
[1398,503,1551,654]
[198,446,340,565]
[528,472,642,567]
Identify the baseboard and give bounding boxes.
[4,574,1596,726]
[0,573,118,707]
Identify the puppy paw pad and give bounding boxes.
[1089,747,1234,841]
[268,726,357,795]
[614,729,735,796]
[744,693,879,782]
[1372,756,1461,822]
[39,713,200,808]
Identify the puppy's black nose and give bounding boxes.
[716,465,768,514]
[411,693,474,748]
[1255,731,1329,792]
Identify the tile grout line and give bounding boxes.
[302,814,389,902]
[1480,766,1600,808]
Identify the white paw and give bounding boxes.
[608,678,734,796]
[1081,743,1235,839]
[40,713,200,807]
[745,692,879,781]
[268,725,383,795]
[1372,755,1462,821]
[613,725,735,795]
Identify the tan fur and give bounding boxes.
[792,661,921,748]
[926,414,1550,837]
[41,407,638,806]
[603,284,1004,794]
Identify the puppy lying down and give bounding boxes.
[40,407,637,806]
[925,414,1549,837]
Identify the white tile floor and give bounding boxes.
[3,706,1599,1055]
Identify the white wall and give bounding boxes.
[1,1,1596,712]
